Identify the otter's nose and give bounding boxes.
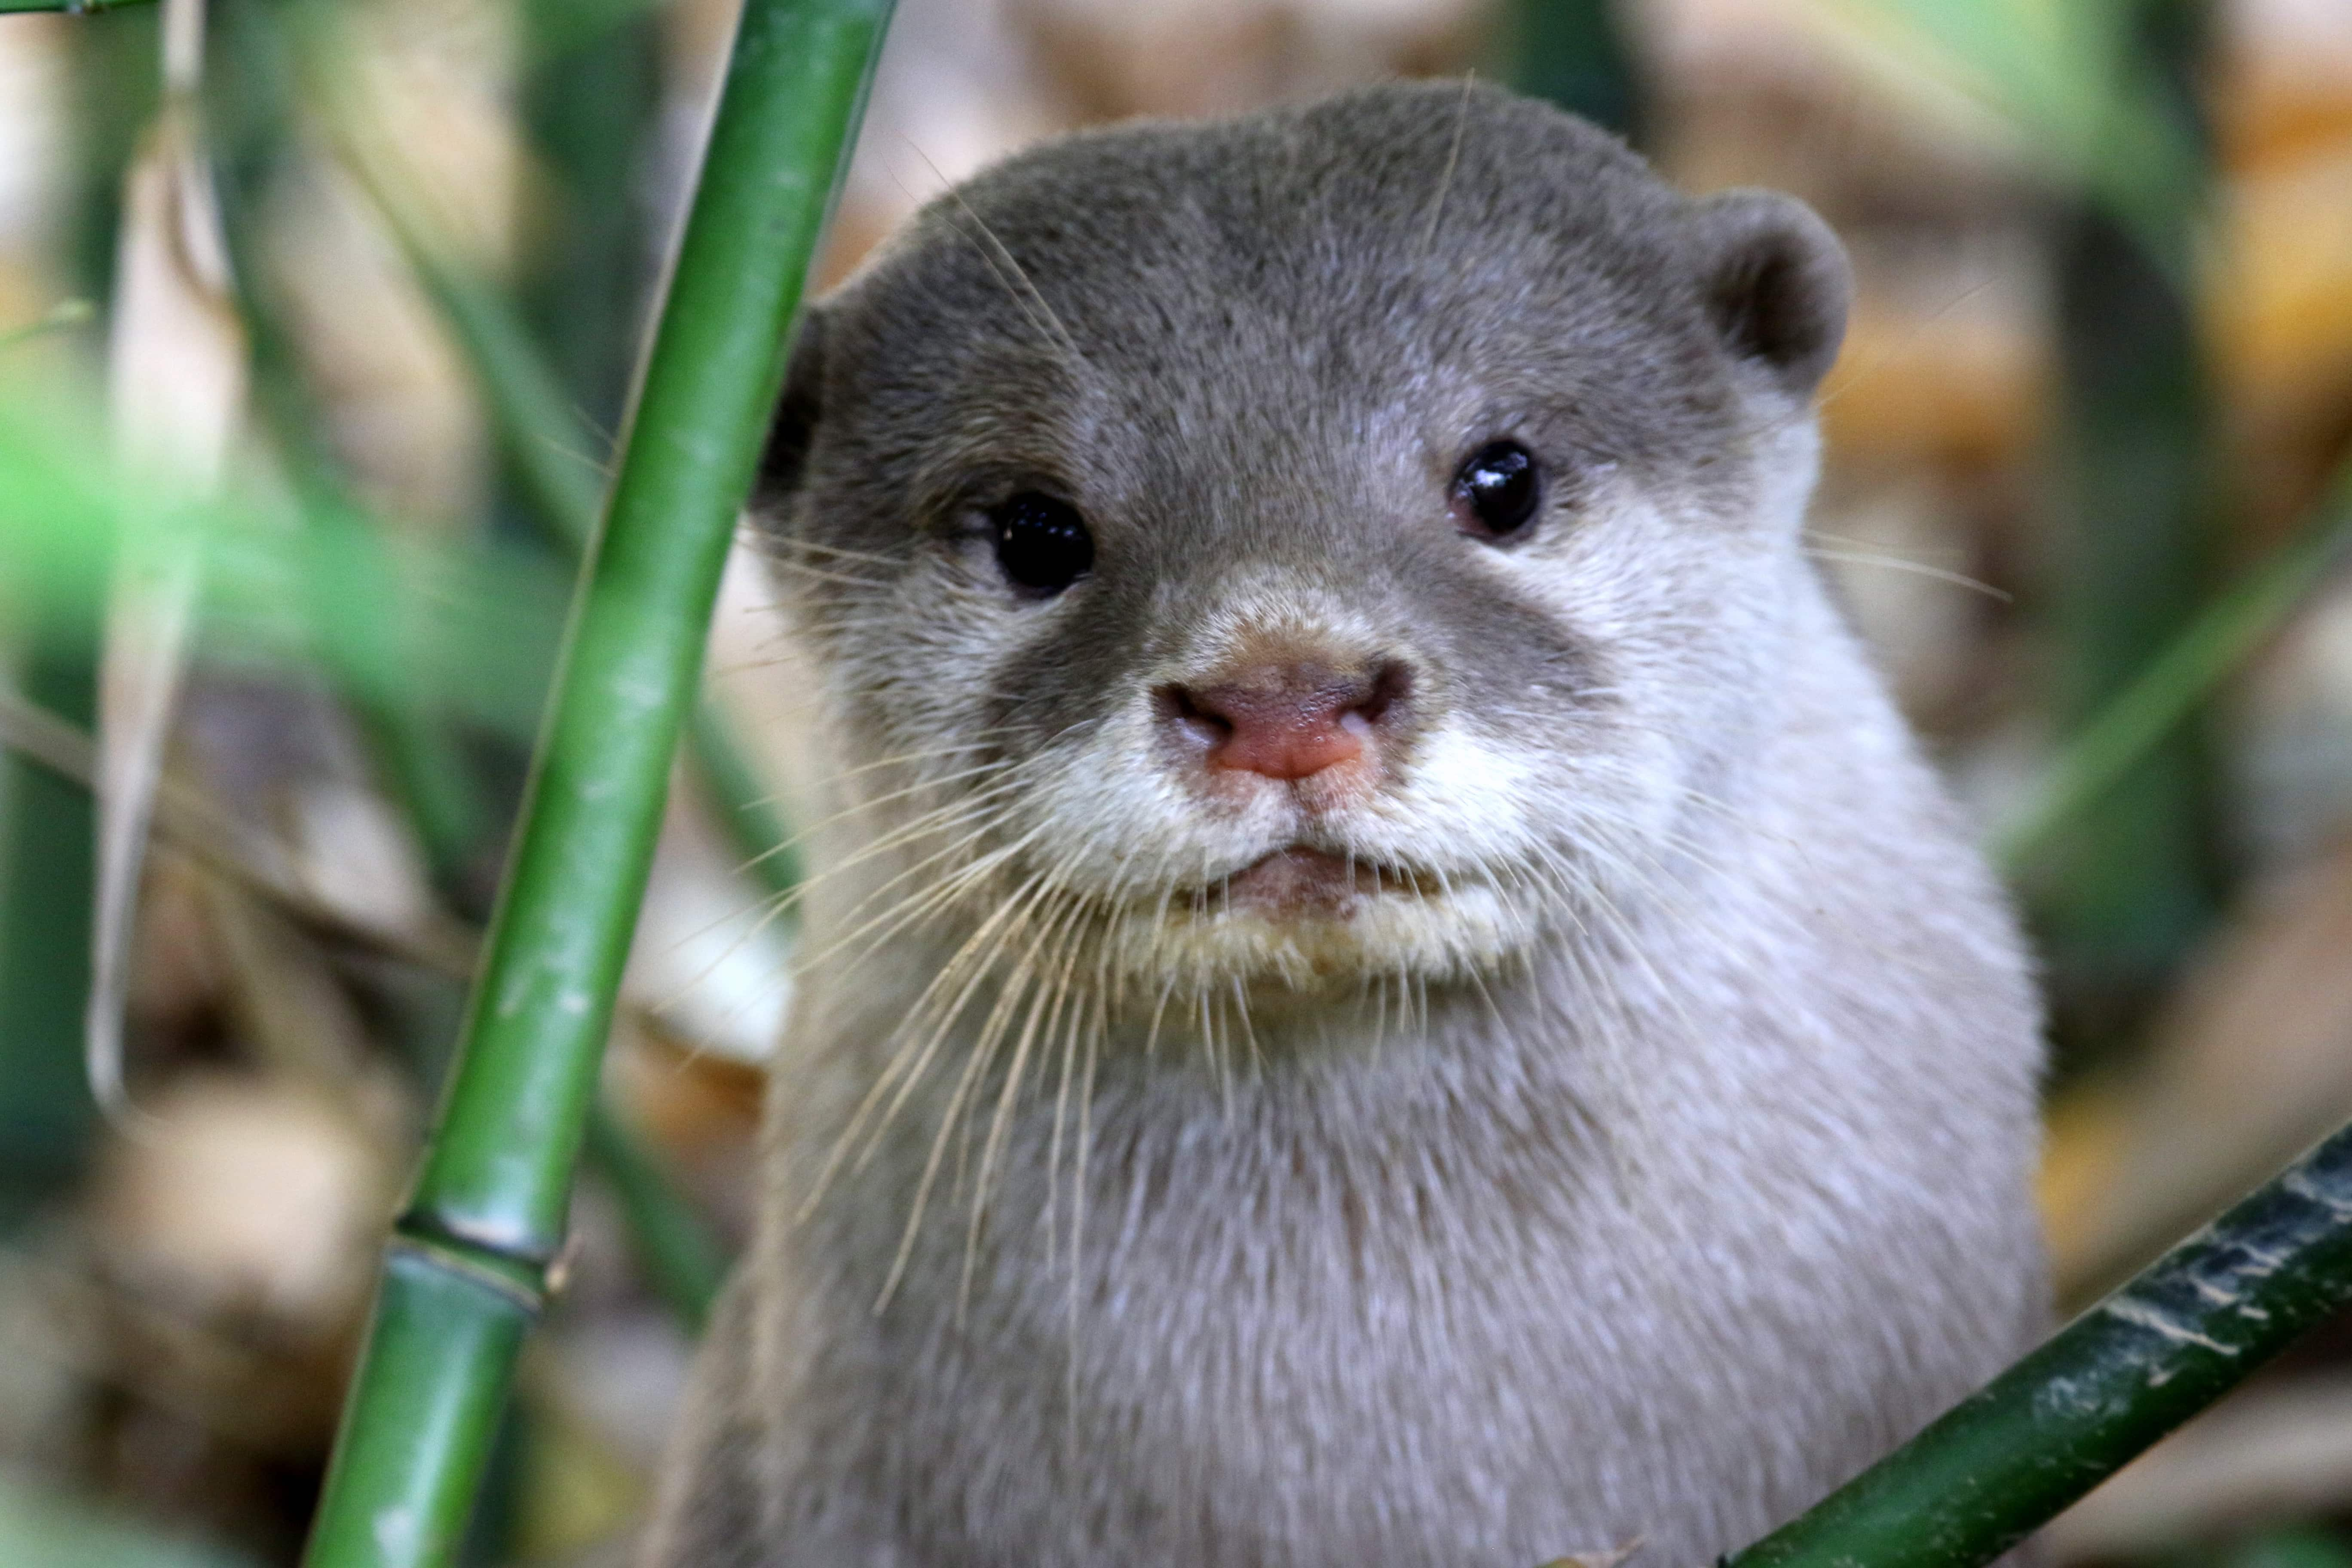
[1159,660,1412,781]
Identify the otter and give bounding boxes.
[643,81,2046,1568]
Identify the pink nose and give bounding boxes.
[1161,661,1410,781]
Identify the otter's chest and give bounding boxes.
[843,1090,2024,1568]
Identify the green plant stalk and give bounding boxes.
[520,0,660,463]
[0,646,98,1231]
[2037,0,2217,1003]
[1722,1114,2352,1568]
[1504,0,1644,144]
[1997,448,2352,867]
[234,0,752,1338]
[279,453,730,1330]
[583,1096,727,1334]
[312,1246,536,1568]
[361,159,802,904]
[302,1,892,1563]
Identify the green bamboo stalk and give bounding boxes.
[583,1097,727,1334]
[302,2,892,1563]
[210,0,739,1337]
[251,353,726,1328]
[315,1245,536,1568]
[1721,1114,2352,1568]
[263,414,728,1328]
[1997,448,2352,867]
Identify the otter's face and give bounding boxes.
[758,84,1849,1017]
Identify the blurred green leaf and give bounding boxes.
[0,386,569,743]
[1844,0,2205,279]
[2216,1528,2352,1568]
[1997,449,2352,869]
[518,0,664,67]
[0,299,94,352]
[333,87,804,902]
[0,1469,254,1568]
[1503,0,1644,145]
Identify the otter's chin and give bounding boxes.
[1103,857,1532,996]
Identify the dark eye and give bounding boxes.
[989,491,1094,594]
[1450,441,1541,540]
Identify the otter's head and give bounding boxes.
[758,81,1849,1022]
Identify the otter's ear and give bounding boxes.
[1687,190,1851,398]
[757,307,827,501]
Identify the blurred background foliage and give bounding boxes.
[0,0,2348,1562]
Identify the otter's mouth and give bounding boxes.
[1118,846,1517,991]
[1212,847,1437,917]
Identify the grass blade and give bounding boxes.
[1997,450,2352,867]
[583,1096,727,1334]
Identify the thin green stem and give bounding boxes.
[374,202,607,551]
[0,649,97,1226]
[689,696,801,895]
[1721,1114,2352,1568]
[584,1097,727,1333]
[1996,449,2352,867]
[0,298,94,350]
[2028,1,2218,1001]
[349,138,802,904]
[302,2,891,1562]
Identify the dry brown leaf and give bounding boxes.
[87,1069,393,1335]
[93,0,248,1123]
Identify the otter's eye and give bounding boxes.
[1450,441,1541,540]
[989,492,1094,594]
